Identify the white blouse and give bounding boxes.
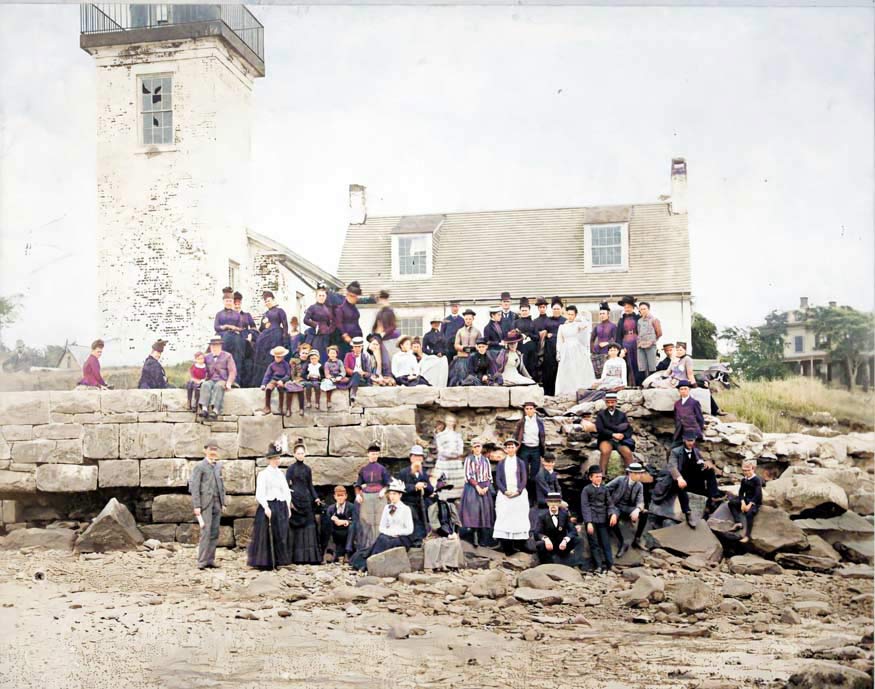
[255,465,291,509]
[391,351,420,378]
[379,502,414,537]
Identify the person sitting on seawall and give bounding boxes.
[199,336,237,420]
[391,336,431,386]
[138,339,169,389]
[76,339,111,390]
[594,392,636,475]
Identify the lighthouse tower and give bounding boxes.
[80,4,265,365]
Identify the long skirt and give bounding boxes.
[356,492,384,550]
[621,337,639,387]
[289,520,321,564]
[369,533,411,558]
[308,333,331,360]
[459,481,495,529]
[253,327,286,388]
[221,332,246,384]
[247,500,292,569]
[493,489,531,540]
[520,342,540,383]
[419,355,448,388]
[448,357,470,387]
[541,340,559,396]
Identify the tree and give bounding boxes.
[810,305,874,390]
[691,312,719,359]
[720,310,789,381]
[0,294,21,352]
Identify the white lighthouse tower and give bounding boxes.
[80,4,265,365]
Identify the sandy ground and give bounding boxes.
[0,545,872,689]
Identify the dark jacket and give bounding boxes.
[673,396,705,441]
[580,482,617,524]
[398,466,435,512]
[534,507,576,543]
[494,457,527,494]
[321,501,358,554]
[422,330,447,356]
[739,475,763,506]
[138,356,168,389]
[606,474,645,512]
[514,415,546,453]
[667,444,704,479]
[595,408,633,443]
[534,468,560,508]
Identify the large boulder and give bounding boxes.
[775,534,841,572]
[0,527,76,551]
[786,661,872,689]
[620,574,665,607]
[645,521,723,562]
[469,569,508,598]
[670,577,721,613]
[75,498,144,552]
[721,578,756,599]
[642,388,679,412]
[764,467,849,517]
[366,547,412,578]
[727,553,784,576]
[35,464,97,492]
[794,511,874,548]
[749,506,809,555]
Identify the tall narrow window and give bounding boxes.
[794,335,804,353]
[397,235,429,276]
[228,260,240,290]
[140,75,173,145]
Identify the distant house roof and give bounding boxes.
[57,343,92,368]
[338,202,691,304]
[248,230,342,289]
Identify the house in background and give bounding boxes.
[339,159,693,349]
[55,342,94,370]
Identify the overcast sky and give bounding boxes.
[0,3,872,348]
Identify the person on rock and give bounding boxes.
[214,287,246,380]
[233,291,259,387]
[391,336,430,386]
[282,343,307,416]
[199,337,237,420]
[483,306,505,360]
[449,308,480,386]
[186,351,207,411]
[259,345,291,415]
[398,445,435,545]
[190,441,227,570]
[493,438,530,555]
[321,485,357,563]
[333,281,363,358]
[354,444,392,550]
[137,339,169,389]
[655,342,674,372]
[368,479,414,558]
[577,343,628,403]
[533,455,561,510]
[606,462,648,557]
[342,336,372,404]
[320,344,350,407]
[459,438,496,547]
[672,380,705,447]
[595,392,636,474]
[728,459,762,543]
[461,338,501,386]
[302,349,324,411]
[580,465,618,573]
[534,492,578,565]
[247,441,292,569]
[513,297,539,381]
[514,401,545,502]
[303,285,336,361]
[635,301,662,385]
[615,296,640,388]
[590,302,618,379]
[667,431,721,527]
[78,339,110,389]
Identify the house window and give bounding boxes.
[584,223,629,272]
[392,234,432,279]
[140,75,173,145]
[794,335,804,353]
[398,317,424,338]
[154,4,169,23]
[228,260,240,290]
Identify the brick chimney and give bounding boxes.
[349,184,367,225]
[670,157,687,215]
[800,297,809,309]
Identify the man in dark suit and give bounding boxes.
[498,291,518,337]
[190,441,227,569]
[534,492,579,564]
[667,432,721,527]
[595,392,636,474]
[672,380,705,447]
[440,301,465,362]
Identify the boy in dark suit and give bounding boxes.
[534,492,578,565]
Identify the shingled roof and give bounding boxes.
[338,202,691,304]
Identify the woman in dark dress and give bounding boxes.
[303,286,336,360]
[215,288,246,379]
[247,442,292,569]
[253,291,289,386]
[286,442,322,564]
[615,296,640,388]
[539,297,566,396]
[372,290,400,362]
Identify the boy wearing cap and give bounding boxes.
[607,463,648,556]
[673,380,705,447]
[667,433,721,527]
[321,486,357,563]
[354,445,392,550]
[343,336,371,404]
[399,445,435,544]
[595,393,636,474]
[259,345,291,415]
[138,339,169,389]
[190,441,227,569]
[200,337,237,420]
[580,465,618,572]
[534,492,578,565]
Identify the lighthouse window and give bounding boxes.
[140,76,173,145]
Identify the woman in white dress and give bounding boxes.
[555,305,595,394]
[492,443,530,554]
[497,330,536,386]
[413,338,449,388]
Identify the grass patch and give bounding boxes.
[719,378,875,433]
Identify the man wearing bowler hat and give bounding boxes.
[667,432,721,527]
[190,441,227,569]
[534,492,578,565]
[499,291,517,337]
[595,392,636,474]
[672,380,705,447]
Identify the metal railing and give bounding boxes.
[80,4,264,62]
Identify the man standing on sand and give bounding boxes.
[190,441,226,570]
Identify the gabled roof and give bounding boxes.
[57,343,92,367]
[247,229,342,289]
[338,202,691,304]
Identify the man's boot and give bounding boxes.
[261,388,272,416]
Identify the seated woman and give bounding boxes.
[352,479,414,570]
[414,334,449,388]
[461,338,502,386]
[391,336,430,386]
[495,330,535,386]
[650,341,696,389]
[77,339,109,390]
[367,333,396,386]
[576,342,626,402]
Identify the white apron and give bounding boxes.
[493,459,530,540]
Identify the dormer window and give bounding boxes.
[584,222,629,273]
[392,234,431,279]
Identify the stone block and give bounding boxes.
[167,412,199,423]
[310,456,365,486]
[690,388,711,410]
[9,464,36,473]
[1,500,21,523]
[176,523,234,547]
[50,440,85,464]
[0,470,36,493]
[50,391,101,415]
[160,389,191,413]
[36,464,98,492]
[0,436,8,462]
[224,495,258,518]
[353,387,400,408]
[237,415,285,457]
[367,546,411,578]
[0,392,51,425]
[171,423,211,458]
[467,387,510,408]
[139,523,177,542]
[50,413,75,424]
[98,459,140,487]
[436,387,469,408]
[138,412,168,423]
[0,527,76,551]
[646,521,723,562]
[100,389,160,414]
[83,424,119,459]
[210,432,239,459]
[72,413,102,424]
[119,424,174,459]
[510,385,545,408]
[33,423,84,441]
[75,498,144,552]
[93,413,139,424]
[750,506,810,555]
[220,388,263,417]
[222,459,255,494]
[287,427,329,456]
[364,406,416,426]
[151,494,195,523]
[11,439,56,464]
[396,387,438,406]
[140,458,192,488]
[642,388,678,412]
[326,389,351,412]
[2,425,33,442]
[380,425,418,457]
[313,413,364,428]
[328,426,380,456]
[206,422,238,434]
[233,518,255,548]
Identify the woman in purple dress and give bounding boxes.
[590,301,618,379]
[459,439,496,547]
[615,296,640,388]
[303,286,336,360]
[253,291,289,387]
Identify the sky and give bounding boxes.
[0,2,873,349]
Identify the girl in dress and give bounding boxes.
[495,330,535,386]
[287,317,302,361]
[392,336,429,386]
[651,341,697,389]
[285,442,322,564]
[555,305,595,395]
[302,349,323,411]
[247,440,292,569]
[459,439,496,547]
[284,344,307,416]
[366,334,396,386]
[577,343,627,402]
[320,344,349,408]
[253,291,289,387]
